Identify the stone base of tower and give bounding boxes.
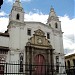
[5,49,25,74]
[6,50,20,63]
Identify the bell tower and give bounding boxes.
[47,7,65,72]
[7,0,25,50]
[9,0,24,23]
[47,7,61,31]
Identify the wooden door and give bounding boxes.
[34,54,46,75]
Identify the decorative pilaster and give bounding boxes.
[50,49,54,75]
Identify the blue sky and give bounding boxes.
[0,0,75,55]
[1,0,74,18]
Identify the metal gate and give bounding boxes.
[0,62,70,75]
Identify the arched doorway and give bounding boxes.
[25,29,54,75]
[34,54,46,75]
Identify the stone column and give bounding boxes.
[29,46,32,75]
[50,49,54,75]
[46,49,49,75]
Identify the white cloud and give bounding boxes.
[0,11,9,32]
[0,11,8,16]
[59,15,75,35]
[0,11,75,54]
[0,17,9,32]
[7,0,13,3]
[25,12,48,24]
[59,15,75,54]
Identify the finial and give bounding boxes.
[16,0,20,2]
[51,5,53,8]
[50,6,54,12]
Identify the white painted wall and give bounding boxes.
[9,27,21,50]
[8,21,64,67]
[8,21,64,54]
[0,36,9,47]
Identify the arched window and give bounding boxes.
[67,60,70,68]
[16,14,20,20]
[73,59,75,66]
[49,24,51,27]
[65,62,66,68]
[56,56,59,72]
[55,23,58,28]
[47,32,50,39]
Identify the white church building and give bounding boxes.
[0,0,65,75]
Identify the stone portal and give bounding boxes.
[25,29,54,75]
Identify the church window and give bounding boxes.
[73,59,75,66]
[67,60,70,68]
[49,24,51,27]
[16,14,20,20]
[27,29,31,36]
[65,62,66,69]
[56,56,59,72]
[47,33,50,39]
[55,23,58,28]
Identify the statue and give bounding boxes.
[19,53,24,72]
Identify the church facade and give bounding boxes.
[0,0,65,74]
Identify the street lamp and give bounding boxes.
[0,0,3,9]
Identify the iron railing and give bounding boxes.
[0,62,74,75]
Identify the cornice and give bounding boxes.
[0,33,9,37]
[65,53,75,59]
[8,21,54,31]
[53,52,65,56]
[25,21,53,30]
[0,46,9,51]
[48,16,59,22]
[52,29,63,36]
[8,21,26,29]
[12,6,24,13]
